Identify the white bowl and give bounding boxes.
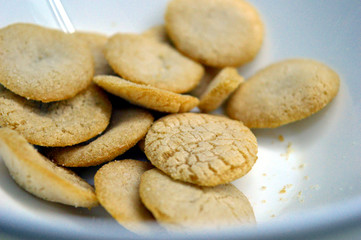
[0,0,360,239]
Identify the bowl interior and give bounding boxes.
[0,0,360,239]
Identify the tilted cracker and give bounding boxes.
[0,128,98,208]
[198,67,243,112]
[93,75,199,113]
[45,108,153,167]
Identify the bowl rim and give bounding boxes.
[1,194,361,239]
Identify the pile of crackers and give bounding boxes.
[0,0,339,234]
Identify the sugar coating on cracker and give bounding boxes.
[144,113,258,186]
[0,84,112,147]
[198,67,244,112]
[0,128,98,208]
[165,0,264,67]
[0,23,94,102]
[95,160,155,234]
[104,33,204,93]
[45,108,153,167]
[94,75,199,113]
[227,59,340,128]
[139,168,256,230]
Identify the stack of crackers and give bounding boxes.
[0,0,339,235]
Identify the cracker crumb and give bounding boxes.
[271,214,276,218]
[261,200,266,204]
[280,142,294,160]
[278,135,284,142]
[310,184,320,190]
[304,176,309,180]
[298,163,305,169]
[262,173,267,176]
[261,186,267,190]
[279,184,293,194]
[297,191,304,203]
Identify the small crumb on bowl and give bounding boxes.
[310,184,320,190]
[297,191,304,203]
[280,142,294,160]
[279,184,293,194]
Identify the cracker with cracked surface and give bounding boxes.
[94,75,199,113]
[165,0,264,67]
[45,108,153,167]
[144,113,258,186]
[139,168,256,231]
[0,23,94,102]
[227,59,340,128]
[0,128,98,208]
[95,160,155,234]
[0,84,111,147]
[198,67,243,112]
[104,33,204,93]
[74,31,114,75]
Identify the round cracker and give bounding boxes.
[104,33,204,93]
[0,84,112,147]
[198,67,243,112]
[144,113,258,186]
[227,59,340,128]
[46,108,153,167]
[165,0,264,67]
[74,31,114,76]
[94,160,155,234]
[93,75,199,113]
[139,168,255,231]
[0,23,94,102]
[0,128,98,208]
